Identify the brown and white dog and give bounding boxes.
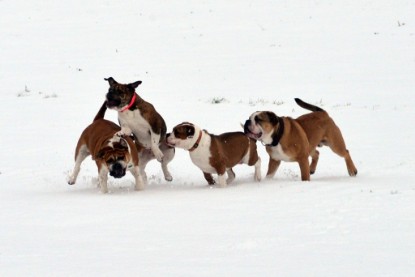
[104,77,174,184]
[244,98,357,181]
[68,102,144,193]
[166,122,261,187]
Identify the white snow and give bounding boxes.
[1,0,415,276]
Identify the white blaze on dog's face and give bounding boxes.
[244,111,279,145]
[167,122,200,150]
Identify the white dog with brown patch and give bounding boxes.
[166,122,261,187]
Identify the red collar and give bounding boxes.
[120,94,137,112]
[189,131,203,152]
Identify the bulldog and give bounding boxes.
[68,102,144,193]
[104,77,174,184]
[244,98,357,181]
[167,122,261,187]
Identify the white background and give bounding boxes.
[1,1,414,276]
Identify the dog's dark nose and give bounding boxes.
[243,120,251,134]
[110,163,126,178]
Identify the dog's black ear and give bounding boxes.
[266,111,279,125]
[104,77,117,87]
[129,81,142,89]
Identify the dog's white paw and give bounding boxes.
[67,174,76,185]
[117,127,132,137]
[164,174,173,182]
[153,148,164,162]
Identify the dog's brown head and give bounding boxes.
[96,136,131,178]
[105,77,142,111]
[166,122,201,150]
[244,111,280,145]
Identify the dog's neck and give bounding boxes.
[188,130,203,152]
[267,117,285,147]
[120,94,137,112]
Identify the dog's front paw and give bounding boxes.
[153,148,164,162]
[254,173,262,182]
[67,175,76,185]
[117,127,132,137]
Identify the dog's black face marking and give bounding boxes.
[109,162,126,178]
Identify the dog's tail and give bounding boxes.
[94,101,108,122]
[294,98,325,112]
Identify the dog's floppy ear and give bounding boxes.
[187,126,195,138]
[129,81,142,89]
[104,77,118,87]
[266,111,279,125]
[95,147,110,160]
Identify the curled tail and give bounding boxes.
[294,98,325,112]
[94,101,108,122]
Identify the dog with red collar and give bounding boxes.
[104,77,174,184]
[167,122,261,187]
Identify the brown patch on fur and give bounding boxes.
[255,112,276,135]
[208,132,258,175]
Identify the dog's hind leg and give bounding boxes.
[203,172,215,185]
[327,127,358,176]
[310,149,319,174]
[160,143,175,181]
[217,174,227,188]
[226,168,235,184]
[68,144,89,185]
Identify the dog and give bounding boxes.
[166,122,261,187]
[244,98,357,181]
[104,77,175,184]
[68,102,144,193]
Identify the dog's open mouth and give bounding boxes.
[166,140,176,147]
[245,130,262,140]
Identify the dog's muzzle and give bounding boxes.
[244,119,262,140]
[106,93,121,109]
[165,133,175,147]
[109,162,126,178]
[243,120,251,134]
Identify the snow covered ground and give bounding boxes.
[1,0,415,276]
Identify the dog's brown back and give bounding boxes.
[209,132,258,168]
